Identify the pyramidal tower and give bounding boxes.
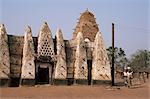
[92,32,111,83]
[74,32,88,84]
[72,9,99,42]
[36,22,55,85]
[37,22,55,61]
[21,26,35,86]
[0,24,10,86]
[54,28,67,84]
[72,10,111,85]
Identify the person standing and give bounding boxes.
[123,67,133,87]
[123,68,128,87]
[127,69,133,87]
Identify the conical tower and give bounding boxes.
[37,22,55,84]
[21,26,35,86]
[37,22,55,61]
[54,28,67,84]
[92,32,111,82]
[74,32,88,84]
[72,10,99,42]
[0,24,10,86]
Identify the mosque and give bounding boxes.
[0,10,111,87]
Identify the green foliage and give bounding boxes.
[107,46,128,70]
[128,50,150,72]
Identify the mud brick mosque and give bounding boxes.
[0,10,111,87]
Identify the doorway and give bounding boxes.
[87,60,92,85]
[37,67,49,84]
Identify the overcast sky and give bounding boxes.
[0,0,149,57]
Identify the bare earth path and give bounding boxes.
[0,79,149,99]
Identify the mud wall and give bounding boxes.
[8,35,24,78]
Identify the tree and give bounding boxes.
[107,46,128,71]
[128,50,150,72]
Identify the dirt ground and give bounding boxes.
[0,79,149,99]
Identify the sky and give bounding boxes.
[0,0,149,57]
